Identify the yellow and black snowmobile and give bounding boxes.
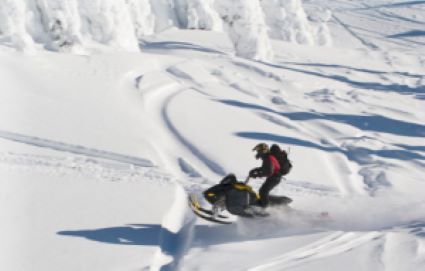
[188,174,292,224]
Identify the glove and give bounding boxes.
[249,169,259,178]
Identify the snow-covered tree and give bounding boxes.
[32,0,83,52]
[77,0,139,52]
[305,5,333,46]
[0,0,331,58]
[127,0,155,38]
[260,0,315,45]
[215,0,273,61]
[150,0,180,32]
[0,0,34,51]
[186,0,223,31]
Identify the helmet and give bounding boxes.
[253,143,269,159]
[220,173,237,185]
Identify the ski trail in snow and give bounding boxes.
[0,130,153,167]
[331,13,380,50]
[248,231,382,271]
[0,151,169,183]
[136,65,225,179]
[161,89,226,177]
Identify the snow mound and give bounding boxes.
[151,184,195,271]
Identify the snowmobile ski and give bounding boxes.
[188,194,232,224]
[189,194,228,218]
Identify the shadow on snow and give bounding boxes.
[219,99,425,138]
[216,99,425,166]
[59,223,195,271]
[58,222,315,249]
[277,61,423,79]
[57,220,425,249]
[355,1,425,10]
[406,221,425,237]
[58,223,242,248]
[388,30,425,38]
[236,131,425,163]
[251,61,425,98]
[219,99,425,194]
[139,40,224,55]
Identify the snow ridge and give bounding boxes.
[150,184,195,271]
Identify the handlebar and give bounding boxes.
[244,176,250,184]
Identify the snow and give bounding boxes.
[261,0,315,45]
[215,0,273,61]
[0,0,332,57]
[175,0,223,31]
[0,0,34,51]
[1,0,425,270]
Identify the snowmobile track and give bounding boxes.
[0,130,153,168]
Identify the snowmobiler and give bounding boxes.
[188,143,293,224]
[249,143,291,207]
[188,173,330,225]
[188,145,331,224]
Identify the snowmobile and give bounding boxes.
[188,174,293,224]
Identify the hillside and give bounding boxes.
[0,1,424,270]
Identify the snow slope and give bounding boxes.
[1,0,425,270]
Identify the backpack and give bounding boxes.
[270,144,292,175]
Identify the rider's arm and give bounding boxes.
[259,156,273,177]
[250,156,273,178]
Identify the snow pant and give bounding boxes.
[258,175,282,207]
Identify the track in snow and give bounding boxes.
[0,130,153,168]
[247,232,382,271]
[135,64,227,179]
[0,151,169,184]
